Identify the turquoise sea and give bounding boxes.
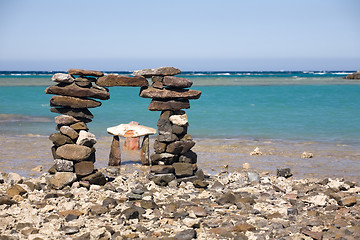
[0,71,359,145]
[1,71,360,181]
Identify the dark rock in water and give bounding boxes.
[139,86,201,99]
[148,99,190,111]
[133,66,181,78]
[96,74,148,87]
[74,161,94,177]
[50,107,94,120]
[45,83,110,100]
[153,140,167,153]
[59,126,79,140]
[54,115,80,125]
[151,173,176,186]
[174,229,197,240]
[68,68,104,77]
[54,159,74,172]
[277,168,293,178]
[56,144,92,161]
[151,153,178,165]
[179,150,197,164]
[52,73,74,83]
[150,165,175,174]
[70,122,89,131]
[173,163,196,177]
[49,132,73,147]
[345,70,360,79]
[50,96,101,109]
[163,76,193,89]
[81,170,107,185]
[157,133,178,142]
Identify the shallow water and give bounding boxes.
[0,135,359,183]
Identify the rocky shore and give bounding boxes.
[1,167,359,240]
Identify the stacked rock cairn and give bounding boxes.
[135,67,204,186]
[45,69,110,188]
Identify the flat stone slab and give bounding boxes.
[133,67,181,78]
[148,99,190,111]
[54,115,80,125]
[50,108,94,120]
[96,74,148,87]
[107,124,156,137]
[139,87,201,99]
[56,144,92,161]
[68,69,104,77]
[50,96,101,109]
[45,83,110,100]
[163,76,193,88]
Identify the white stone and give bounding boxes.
[169,114,188,126]
[301,152,313,158]
[183,217,200,228]
[76,130,97,147]
[51,73,74,83]
[307,194,328,206]
[107,123,156,137]
[5,172,22,184]
[242,162,251,170]
[327,178,343,191]
[250,147,262,156]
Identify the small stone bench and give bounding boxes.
[107,123,156,166]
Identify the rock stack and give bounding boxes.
[135,67,203,186]
[45,69,110,188]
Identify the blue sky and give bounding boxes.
[0,0,359,71]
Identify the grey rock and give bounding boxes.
[56,144,92,161]
[59,126,79,140]
[153,140,167,154]
[81,170,107,185]
[151,153,178,165]
[90,204,108,215]
[76,130,97,147]
[68,68,104,77]
[50,107,94,120]
[45,83,109,100]
[152,173,176,186]
[54,115,80,125]
[277,168,293,178]
[173,163,195,177]
[133,66,181,78]
[163,76,193,89]
[0,194,17,205]
[47,172,77,190]
[247,171,260,182]
[179,150,197,164]
[54,159,74,172]
[150,165,175,174]
[50,95,101,109]
[157,133,178,142]
[174,229,197,240]
[49,132,73,147]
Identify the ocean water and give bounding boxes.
[1,71,360,145]
[1,71,360,181]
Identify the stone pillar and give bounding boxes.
[140,135,150,166]
[135,66,202,186]
[109,136,121,166]
[46,69,108,187]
